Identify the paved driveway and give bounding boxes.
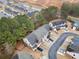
[48,32,79,59]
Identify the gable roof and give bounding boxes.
[12,52,34,59]
[23,24,50,48]
[68,16,79,28]
[69,36,79,53]
[26,32,38,46]
[73,37,79,45]
[5,8,19,16]
[33,24,50,41]
[52,20,66,26]
[0,0,7,4]
[73,20,79,28]
[50,20,66,29]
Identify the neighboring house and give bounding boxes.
[66,36,79,59]
[72,20,79,30]
[10,3,41,16]
[0,2,5,11]
[23,24,50,51]
[57,36,73,56]
[67,51,79,59]
[12,52,34,59]
[4,7,19,16]
[0,0,8,5]
[27,11,38,17]
[0,11,12,18]
[68,16,79,30]
[67,36,79,52]
[40,55,48,59]
[31,7,41,12]
[49,19,67,31]
[12,5,27,13]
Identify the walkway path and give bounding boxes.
[48,32,79,59]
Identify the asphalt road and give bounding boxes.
[48,32,79,59]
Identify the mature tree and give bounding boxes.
[14,15,35,32]
[35,12,48,26]
[61,3,72,19]
[71,3,79,17]
[0,15,35,59]
[41,6,58,21]
[0,15,35,46]
[0,17,18,46]
[61,3,79,19]
[0,17,10,32]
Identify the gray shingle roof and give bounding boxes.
[12,52,34,59]
[69,36,79,53]
[34,26,49,40]
[73,20,79,28]
[70,17,79,28]
[0,0,7,4]
[27,33,38,46]
[24,24,50,48]
[52,20,66,26]
[5,8,18,16]
[50,20,67,29]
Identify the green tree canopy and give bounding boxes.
[61,3,72,19]
[15,15,35,31]
[0,15,35,46]
[35,12,48,26]
[41,6,58,21]
[61,3,79,19]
